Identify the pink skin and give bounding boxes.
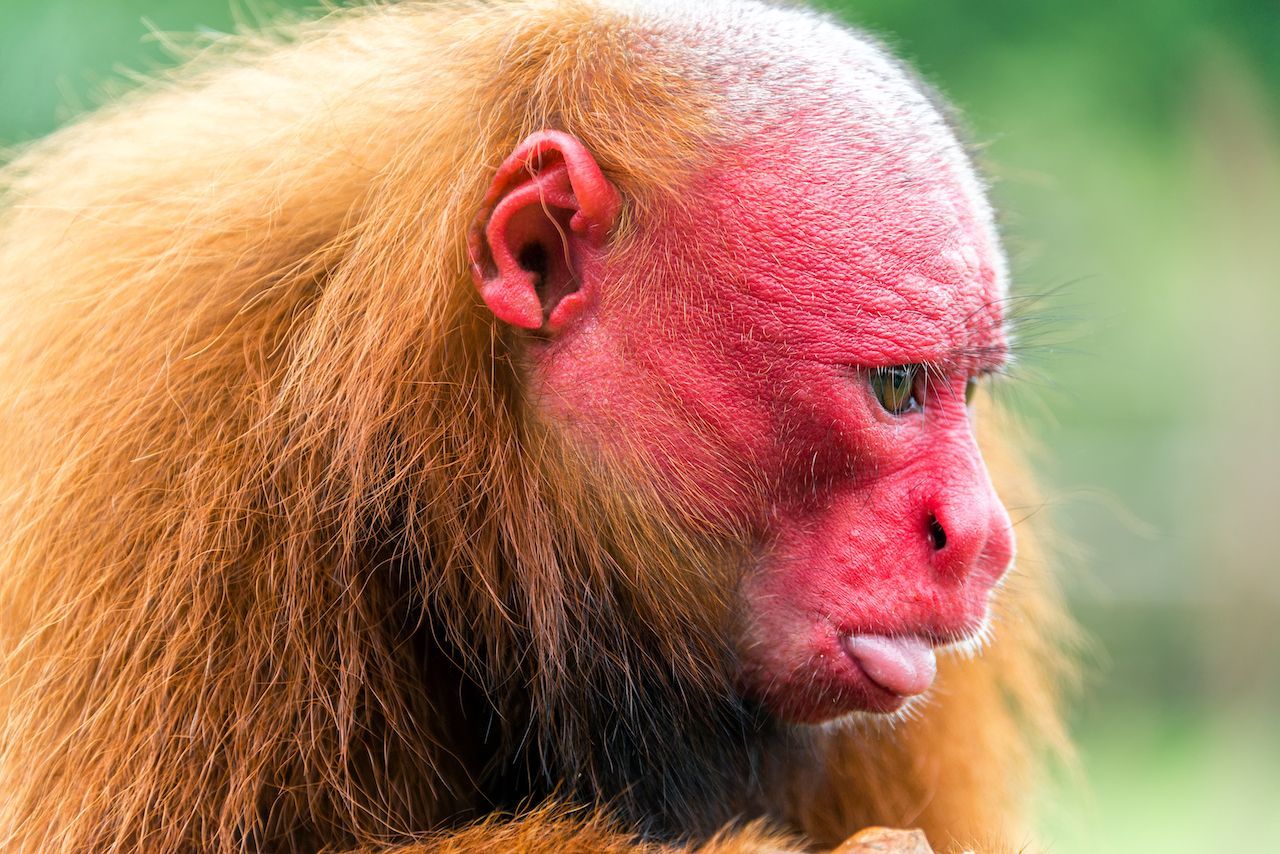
[469,117,1014,722]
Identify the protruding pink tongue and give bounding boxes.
[844,635,937,697]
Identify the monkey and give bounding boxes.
[0,0,1072,851]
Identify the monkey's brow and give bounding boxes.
[927,344,1009,375]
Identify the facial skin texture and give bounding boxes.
[479,94,1015,723]
[0,1,1071,851]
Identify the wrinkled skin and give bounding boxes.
[472,112,1015,723]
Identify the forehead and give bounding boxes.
[684,109,1009,370]
[645,3,1010,368]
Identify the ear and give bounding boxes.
[468,130,621,332]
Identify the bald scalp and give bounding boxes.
[611,0,1005,292]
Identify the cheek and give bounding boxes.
[524,295,784,524]
[530,276,861,526]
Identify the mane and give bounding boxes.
[0,2,736,848]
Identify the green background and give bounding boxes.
[3,1,1278,850]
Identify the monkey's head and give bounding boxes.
[0,1,1065,844]
[467,6,1013,724]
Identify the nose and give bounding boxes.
[925,467,1014,585]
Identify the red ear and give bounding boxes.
[468,131,621,331]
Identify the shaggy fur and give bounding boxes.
[0,1,1071,851]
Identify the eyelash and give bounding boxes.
[868,365,981,415]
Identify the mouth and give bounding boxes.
[737,614,994,723]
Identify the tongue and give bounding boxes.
[844,635,938,697]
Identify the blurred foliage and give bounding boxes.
[3,2,1278,852]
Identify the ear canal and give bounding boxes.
[468,131,620,332]
[482,161,581,329]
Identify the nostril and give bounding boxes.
[927,513,947,551]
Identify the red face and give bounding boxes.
[471,119,1015,722]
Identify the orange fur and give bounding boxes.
[0,2,1071,851]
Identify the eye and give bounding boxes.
[869,365,920,415]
